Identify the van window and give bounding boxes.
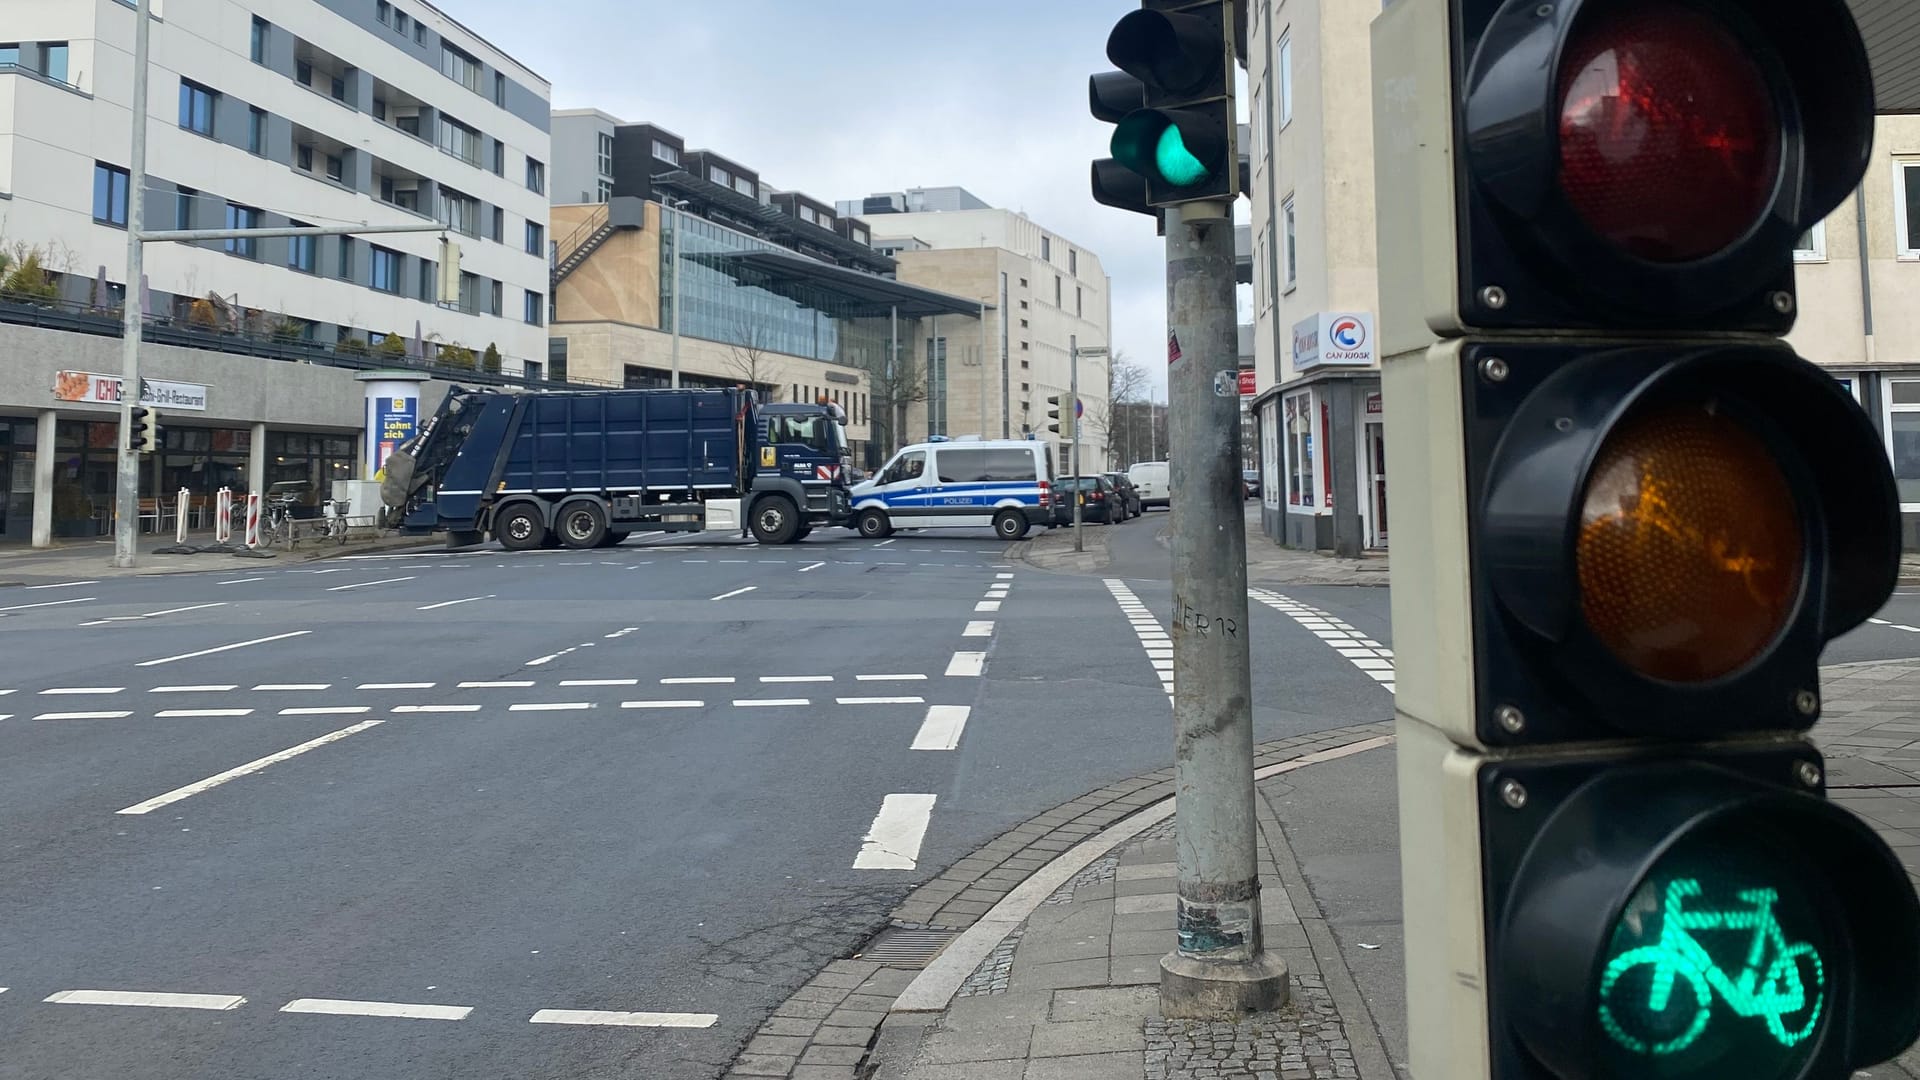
[937,447,1035,483]
[881,450,927,485]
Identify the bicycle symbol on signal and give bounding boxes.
[1599,877,1826,1055]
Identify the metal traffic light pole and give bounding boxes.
[112,0,153,569]
[1159,199,1288,1016]
[1070,335,1083,552]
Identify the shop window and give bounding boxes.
[1885,380,1920,508]
[1284,390,1315,507]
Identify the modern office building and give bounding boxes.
[0,0,552,545]
[547,112,987,467]
[1243,0,1920,552]
[852,189,1113,473]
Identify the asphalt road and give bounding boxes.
[0,517,1398,1080]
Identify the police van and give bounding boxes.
[850,439,1055,540]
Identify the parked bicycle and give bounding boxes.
[1599,877,1825,1056]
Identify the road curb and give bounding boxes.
[719,721,1395,1080]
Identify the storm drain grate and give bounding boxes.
[858,927,961,968]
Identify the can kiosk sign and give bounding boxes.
[1290,312,1376,373]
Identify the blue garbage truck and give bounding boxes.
[380,385,852,548]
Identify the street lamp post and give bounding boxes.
[113,0,154,569]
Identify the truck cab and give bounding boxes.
[757,402,853,538]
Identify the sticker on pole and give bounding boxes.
[1168,331,1182,366]
[1214,371,1238,397]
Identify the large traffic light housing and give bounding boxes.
[1090,0,1237,211]
[1046,394,1065,435]
[128,405,159,454]
[1370,0,1920,1075]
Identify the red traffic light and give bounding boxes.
[1555,4,1781,263]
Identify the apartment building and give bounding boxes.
[853,188,1113,474]
[547,113,984,467]
[1244,0,1920,553]
[0,0,551,544]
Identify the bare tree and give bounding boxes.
[722,318,782,401]
[851,337,929,457]
[1095,351,1152,467]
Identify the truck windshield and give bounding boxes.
[769,413,839,456]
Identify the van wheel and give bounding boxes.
[994,510,1030,541]
[857,509,893,539]
[559,503,610,549]
[497,506,546,551]
[750,496,801,544]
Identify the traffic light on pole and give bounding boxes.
[1089,0,1237,212]
[1046,394,1064,435]
[1370,0,1920,1075]
[128,405,159,454]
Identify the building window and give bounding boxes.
[736,176,756,198]
[441,44,482,94]
[1055,275,1063,307]
[247,107,266,155]
[175,186,195,229]
[297,144,314,172]
[493,72,506,107]
[1897,161,1920,259]
[652,139,678,164]
[458,271,479,314]
[250,17,269,64]
[1076,286,1083,318]
[1041,235,1052,261]
[418,258,433,300]
[329,74,346,102]
[525,220,544,256]
[1886,380,1920,508]
[489,279,503,316]
[437,188,480,238]
[395,10,410,35]
[370,246,401,293]
[179,79,217,136]
[711,165,731,187]
[92,163,129,227]
[378,1,391,24]
[1069,248,1077,275]
[224,204,259,258]
[800,205,816,224]
[492,140,505,176]
[415,21,426,44]
[327,153,344,183]
[1284,390,1315,507]
[438,116,480,165]
[41,41,68,84]
[338,236,354,278]
[373,97,387,121]
[1282,195,1297,292]
[598,133,614,176]
[525,158,545,194]
[524,290,544,326]
[491,206,505,243]
[1795,222,1826,263]
[1279,32,1293,127]
[0,44,15,67]
[596,178,613,203]
[288,222,316,273]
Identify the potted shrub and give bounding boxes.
[483,342,502,374]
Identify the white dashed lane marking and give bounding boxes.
[853,793,937,870]
[1249,588,1396,693]
[911,705,971,751]
[1105,580,1174,701]
[280,998,472,1022]
[530,1009,718,1028]
[45,990,244,1011]
[945,652,986,677]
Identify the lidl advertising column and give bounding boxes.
[357,371,429,477]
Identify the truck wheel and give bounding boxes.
[597,530,630,548]
[558,502,610,549]
[856,509,893,539]
[994,510,1030,541]
[497,506,546,551]
[750,497,801,545]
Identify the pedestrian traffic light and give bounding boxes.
[128,405,159,454]
[1046,394,1064,435]
[1089,0,1236,210]
[1370,0,1920,1075]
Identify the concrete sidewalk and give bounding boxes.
[0,528,440,585]
[1013,507,1389,588]
[722,657,1920,1080]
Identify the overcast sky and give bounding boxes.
[454,0,1194,400]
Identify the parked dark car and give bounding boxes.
[1243,469,1261,500]
[1103,472,1142,519]
[1052,476,1121,525]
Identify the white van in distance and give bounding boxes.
[1127,461,1170,510]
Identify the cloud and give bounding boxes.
[456,0,1176,398]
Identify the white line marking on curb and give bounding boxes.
[358,682,436,690]
[279,707,371,716]
[963,621,994,638]
[734,698,809,707]
[254,684,330,692]
[41,687,124,695]
[857,674,928,681]
[711,586,757,601]
[116,720,384,815]
[137,631,311,667]
[561,679,638,687]
[664,676,734,685]
[761,675,832,683]
[327,576,416,592]
[839,696,925,705]
[418,596,490,611]
[911,706,970,751]
[529,1010,717,1028]
[798,561,825,572]
[891,734,1396,1013]
[945,652,986,677]
[114,603,227,621]
[0,597,96,612]
[392,705,481,714]
[876,539,897,547]
[26,580,96,589]
[508,702,592,712]
[151,685,238,693]
[280,998,471,1021]
[854,793,937,870]
[622,700,704,710]
[974,600,1001,612]
[34,711,133,721]
[46,990,244,1011]
[157,709,253,718]
[460,681,534,689]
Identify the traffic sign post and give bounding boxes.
[1370,0,1920,1075]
